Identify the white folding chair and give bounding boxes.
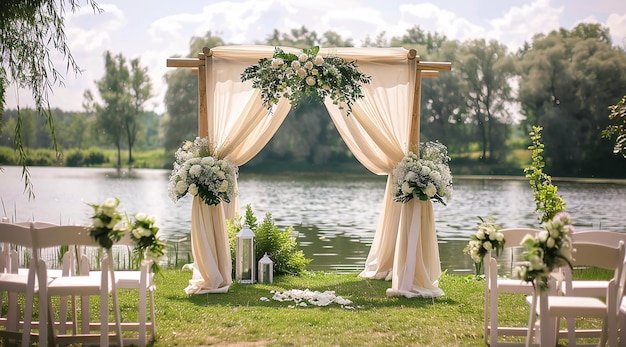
[484,227,543,346]
[0,222,46,347]
[110,231,157,346]
[30,224,123,346]
[527,241,626,347]
[566,230,626,296]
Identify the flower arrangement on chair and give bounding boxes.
[168,136,238,206]
[240,46,371,115]
[464,217,505,275]
[88,197,125,249]
[129,212,167,274]
[513,211,574,291]
[392,141,453,205]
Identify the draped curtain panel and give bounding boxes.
[185,45,443,298]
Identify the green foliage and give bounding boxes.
[602,95,626,158]
[61,147,109,167]
[227,204,310,276]
[524,126,566,223]
[1,0,102,198]
[240,46,371,115]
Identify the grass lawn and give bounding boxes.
[120,270,522,347]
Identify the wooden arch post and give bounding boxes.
[406,48,452,152]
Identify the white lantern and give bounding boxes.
[235,225,255,284]
[258,253,273,284]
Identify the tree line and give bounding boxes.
[3,23,626,178]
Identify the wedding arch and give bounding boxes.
[167,45,451,297]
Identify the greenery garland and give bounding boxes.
[524,126,566,223]
[241,46,371,115]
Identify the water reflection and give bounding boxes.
[1,166,625,274]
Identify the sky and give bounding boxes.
[5,0,626,115]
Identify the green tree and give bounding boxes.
[127,58,153,167]
[86,52,130,169]
[517,23,626,176]
[458,39,516,161]
[1,0,101,197]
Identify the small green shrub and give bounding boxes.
[227,204,310,276]
[65,149,85,166]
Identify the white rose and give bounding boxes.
[182,141,192,151]
[298,53,308,62]
[483,241,493,251]
[546,237,556,248]
[102,198,118,209]
[538,230,549,242]
[476,230,485,240]
[306,76,316,86]
[132,229,142,239]
[489,232,497,241]
[496,232,504,242]
[216,171,226,180]
[139,227,152,237]
[147,215,156,224]
[176,180,188,194]
[424,183,437,197]
[135,212,147,222]
[218,180,229,193]
[271,58,283,69]
[92,218,104,228]
[304,61,313,70]
[401,182,412,195]
[297,68,307,78]
[189,164,202,177]
[188,183,198,196]
[291,60,301,69]
[314,55,324,66]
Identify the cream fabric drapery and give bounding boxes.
[182,45,443,297]
[322,48,442,297]
[185,46,293,294]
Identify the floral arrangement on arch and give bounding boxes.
[392,141,453,205]
[128,212,167,274]
[168,136,238,206]
[463,217,505,275]
[88,197,125,249]
[240,46,371,115]
[513,211,574,291]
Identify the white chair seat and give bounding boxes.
[18,267,63,279]
[47,275,109,296]
[547,296,609,317]
[0,273,39,292]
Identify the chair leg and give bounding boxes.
[490,290,498,345]
[138,288,147,347]
[149,289,156,339]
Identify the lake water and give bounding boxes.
[1,166,625,274]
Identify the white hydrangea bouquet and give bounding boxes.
[168,136,238,206]
[240,46,371,115]
[129,212,166,274]
[88,197,125,249]
[463,217,505,275]
[392,141,453,205]
[513,211,574,291]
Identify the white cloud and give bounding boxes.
[607,13,626,48]
[489,0,562,50]
[399,3,485,43]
